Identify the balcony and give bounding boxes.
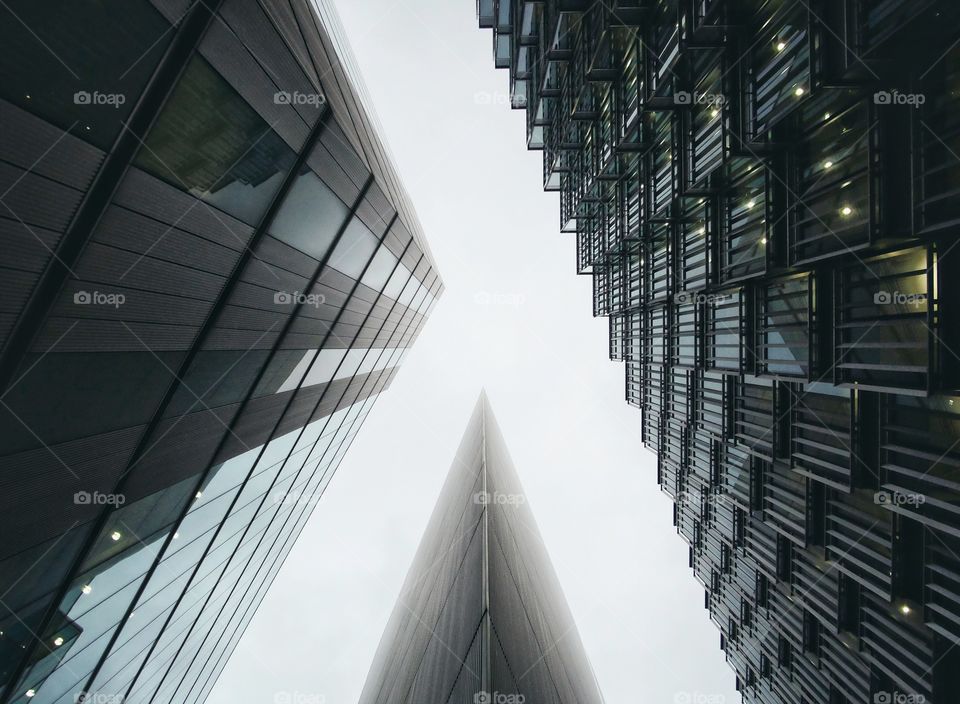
[790,97,879,265]
[834,246,934,394]
[755,273,812,380]
[644,221,672,303]
[925,533,960,646]
[676,196,713,293]
[880,394,960,538]
[690,428,717,485]
[826,492,894,600]
[646,111,679,218]
[915,40,960,236]
[762,461,808,547]
[697,369,729,437]
[745,0,812,140]
[685,51,730,189]
[661,415,687,499]
[721,163,770,282]
[791,383,855,492]
[705,287,744,374]
[735,377,776,462]
[722,441,753,510]
[860,591,935,702]
[671,299,700,369]
[646,0,682,101]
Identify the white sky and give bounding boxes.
[209,2,741,702]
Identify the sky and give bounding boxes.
[209,1,741,703]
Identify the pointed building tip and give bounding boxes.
[473,389,493,426]
[476,388,492,412]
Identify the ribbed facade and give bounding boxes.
[478,1,960,702]
[360,394,604,704]
[0,1,441,703]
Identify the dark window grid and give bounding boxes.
[834,245,935,394]
[790,99,879,266]
[124,258,435,703]
[67,172,383,700]
[746,1,812,140]
[791,385,855,492]
[756,274,812,381]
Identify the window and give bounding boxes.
[0,0,172,150]
[269,167,350,261]
[134,57,296,226]
[327,217,379,279]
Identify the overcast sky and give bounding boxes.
[209,2,740,703]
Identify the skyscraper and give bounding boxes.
[478,1,960,702]
[0,1,441,702]
[359,394,603,704]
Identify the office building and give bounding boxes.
[360,394,603,704]
[478,1,960,702]
[0,1,441,702]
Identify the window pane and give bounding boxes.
[0,0,172,150]
[133,57,296,226]
[269,167,349,260]
[328,217,378,279]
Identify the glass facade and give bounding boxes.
[478,2,960,703]
[359,395,604,704]
[0,1,441,703]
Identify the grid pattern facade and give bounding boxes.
[0,1,441,703]
[478,1,960,702]
[359,395,603,704]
